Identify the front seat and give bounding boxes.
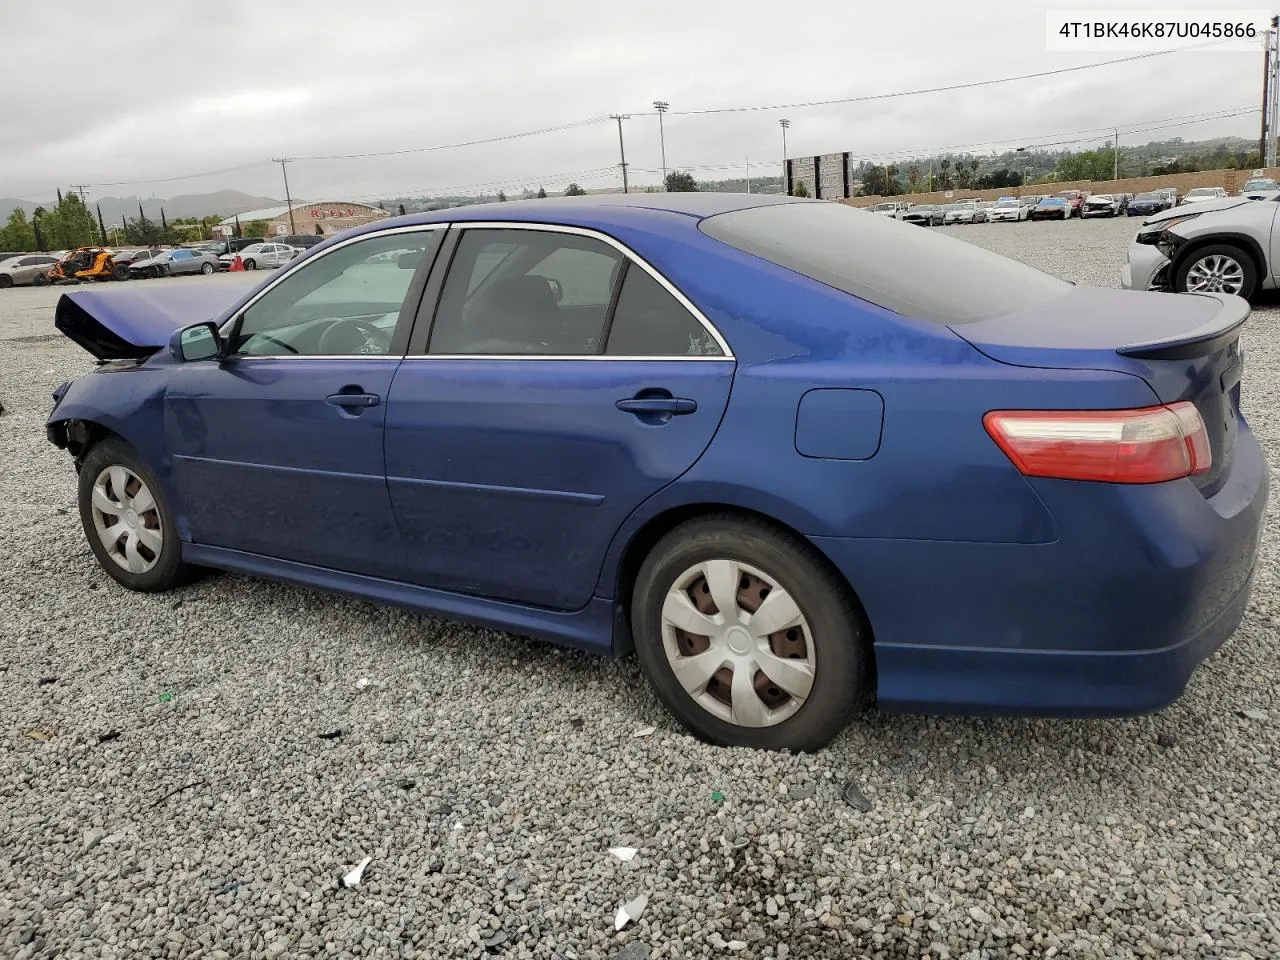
[474,275,562,351]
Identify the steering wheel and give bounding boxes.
[320,317,393,355]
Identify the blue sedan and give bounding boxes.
[47,193,1267,751]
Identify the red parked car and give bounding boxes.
[1055,190,1088,218]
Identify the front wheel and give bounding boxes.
[200,262,215,275]
[1174,244,1257,300]
[111,265,129,281]
[77,438,190,592]
[0,274,12,288]
[632,515,869,752]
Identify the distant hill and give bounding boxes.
[1,190,280,225]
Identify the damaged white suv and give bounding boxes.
[1122,195,1278,301]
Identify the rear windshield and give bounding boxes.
[699,201,1070,324]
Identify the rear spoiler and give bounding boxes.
[1116,293,1249,361]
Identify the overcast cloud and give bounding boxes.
[0,0,1265,204]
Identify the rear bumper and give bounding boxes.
[812,422,1268,716]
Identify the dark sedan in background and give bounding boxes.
[1029,197,1071,220]
[901,204,944,226]
[1126,192,1174,217]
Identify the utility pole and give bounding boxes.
[610,115,631,193]
[1261,20,1274,162]
[1113,127,1119,181]
[272,157,297,233]
[780,119,791,195]
[746,158,751,194]
[653,101,669,189]
[1268,19,1280,167]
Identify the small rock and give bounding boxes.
[841,779,872,811]
[969,906,993,925]
[820,913,843,929]
[610,945,651,960]
[1156,731,1177,748]
[726,941,748,951]
[766,898,779,917]
[1239,708,1269,721]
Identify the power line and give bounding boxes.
[656,41,1233,116]
[342,165,622,201]
[86,159,272,188]
[292,116,611,161]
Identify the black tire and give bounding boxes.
[244,258,257,270]
[33,273,48,286]
[631,514,869,752]
[200,262,215,275]
[77,438,189,592]
[0,274,12,289]
[1173,243,1258,300]
[111,265,129,281]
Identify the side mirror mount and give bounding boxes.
[170,321,223,362]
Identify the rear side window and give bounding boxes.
[699,202,1069,324]
[605,266,724,356]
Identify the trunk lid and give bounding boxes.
[55,285,246,360]
[951,287,1248,495]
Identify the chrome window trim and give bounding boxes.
[218,220,736,362]
[426,220,735,360]
[216,224,449,348]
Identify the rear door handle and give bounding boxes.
[615,397,697,415]
[326,392,381,409]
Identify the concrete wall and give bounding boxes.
[843,167,1280,208]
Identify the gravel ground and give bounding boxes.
[1,222,1278,960]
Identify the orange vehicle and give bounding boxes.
[45,247,129,284]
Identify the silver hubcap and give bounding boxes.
[91,465,162,574]
[660,559,815,728]
[1185,254,1245,295]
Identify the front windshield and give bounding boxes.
[1186,189,1216,197]
[872,204,895,211]
[1040,198,1065,206]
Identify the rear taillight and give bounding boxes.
[984,402,1211,484]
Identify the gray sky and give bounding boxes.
[0,0,1265,203]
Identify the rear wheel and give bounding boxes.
[77,438,190,592]
[244,258,257,270]
[632,515,869,751]
[111,265,129,281]
[200,262,215,275]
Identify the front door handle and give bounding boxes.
[615,397,697,415]
[326,392,381,409]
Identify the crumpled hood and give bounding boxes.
[55,284,246,360]
[1141,196,1250,221]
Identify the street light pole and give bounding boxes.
[780,119,791,195]
[1113,127,1120,181]
[653,101,669,189]
[610,114,631,193]
[272,157,297,234]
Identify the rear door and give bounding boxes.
[164,226,445,577]
[384,224,735,610]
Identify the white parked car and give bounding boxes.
[1182,187,1228,204]
[220,242,300,271]
[869,201,911,219]
[986,198,1028,222]
[1081,194,1122,218]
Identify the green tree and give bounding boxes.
[665,170,698,192]
[0,208,37,251]
[906,165,921,192]
[536,186,547,199]
[497,190,508,202]
[885,164,902,196]
[564,183,586,197]
[242,219,270,239]
[1056,149,1115,182]
[793,180,810,198]
[938,157,953,190]
[124,207,163,245]
[860,165,886,196]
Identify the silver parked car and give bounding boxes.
[1182,187,1229,205]
[220,242,299,270]
[129,249,221,279]
[1122,195,1276,299]
[1082,194,1122,218]
[0,253,60,288]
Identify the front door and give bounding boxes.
[164,226,445,578]
[385,225,734,610]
